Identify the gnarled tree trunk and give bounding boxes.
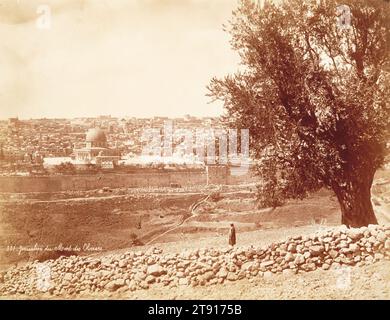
[332,173,378,227]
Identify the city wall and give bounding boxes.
[0,168,255,193]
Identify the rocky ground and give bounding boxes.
[117,260,390,300]
[1,224,389,300]
[1,168,390,299]
[0,185,341,269]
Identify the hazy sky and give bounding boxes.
[0,0,241,119]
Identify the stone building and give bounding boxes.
[72,128,120,167]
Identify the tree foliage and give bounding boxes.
[208,0,390,226]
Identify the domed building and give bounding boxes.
[73,128,120,167]
[85,128,108,148]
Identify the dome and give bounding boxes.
[86,128,107,143]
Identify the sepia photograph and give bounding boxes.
[0,0,389,304]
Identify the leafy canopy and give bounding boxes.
[208,0,390,206]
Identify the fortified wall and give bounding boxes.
[0,166,255,193]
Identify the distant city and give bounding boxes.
[0,115,226,176]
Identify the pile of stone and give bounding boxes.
[0,224,389,297]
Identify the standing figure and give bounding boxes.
[228,223,236,246]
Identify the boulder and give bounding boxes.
[374,253,384,260]
[294,254,305,265]
[241,261,253,271]
[134,272,147,281]
[376,232,387,242]
[147,264,164,277]
[203,271,215,282]
[145,275,156,284]
[284,252,294,262]
[347,243,360,254]
[346,229,363,241]
[260,260,274,268]
[322,263,330,270]
[63,273,73,282]
[282,269,296,277]
[118,260,127,268]
[329,249,338,259]
[367,236,377,244]
[303,252,311,260]
[217,269,228,279]
[227,272,238,281]
[287,243,297,253]
[178,278,189,286]
[385,239,390,251]
[105,279,125,292]
[299,262,315,272]
[309,245,324,257]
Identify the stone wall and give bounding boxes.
[0,167,256,193]
[0,171,207,193]
[0,224,388,297]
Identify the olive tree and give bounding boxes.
[208,0,390,227]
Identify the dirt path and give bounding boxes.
[143,194,210,246]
